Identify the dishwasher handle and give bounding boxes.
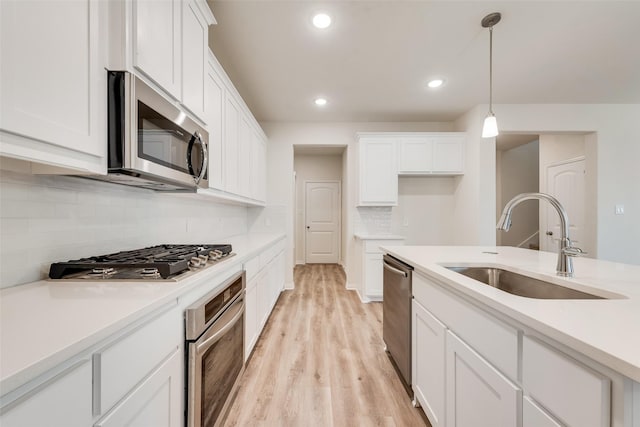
[383,260,408,278]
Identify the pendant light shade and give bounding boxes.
[481,12,501,138]
[482,113,499,138]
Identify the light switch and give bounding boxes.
[615,204,625,215]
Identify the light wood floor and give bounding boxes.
[223,264,430,427]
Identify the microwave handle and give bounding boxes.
[187,131,208,184]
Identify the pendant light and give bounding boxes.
[481,12,501,138]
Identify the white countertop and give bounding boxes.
[354,233,405,240]
[380,245,640,382]
[0,233,285,394]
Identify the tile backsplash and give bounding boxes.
[354,206,393,235]
[0,170,249,288]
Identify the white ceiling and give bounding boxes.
[207,1,640,123]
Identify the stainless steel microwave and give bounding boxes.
[89,71,208,191]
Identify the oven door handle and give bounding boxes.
[195,296,244,355]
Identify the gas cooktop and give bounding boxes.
[49,244,233,280]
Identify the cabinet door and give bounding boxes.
[523,396,562,427]
[358,138,398,206]
[446,331,521,427]
[0,0,105,166]
[245,278,258,360]
[256,269,270,330]
[432,136,464,174]
[132,0,181,99]
[95,350,182,427]
[0,360,92,427]
[398,137,432,174]
[412,300,446,427]
[523,336,610,427]
[181,0,208,122]
[238,116,252,197]
[205,56,225,190]
[224,95,240,194]
[364,253,383,298]
[250,130,266,201]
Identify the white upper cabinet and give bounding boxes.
[398,137,433,173]
[224,94,240,195]
[357,136,398,206]
[109,0,215,124]
[205,52,225,190]
[205,50,267,205]
[432,134,465,174]
[398,133,465,175]
[0,0,106,174]
[238,116,252,197]
[131,0,182,99]
[357,132,465,206]
[181,0,208,121]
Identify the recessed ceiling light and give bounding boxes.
[427,79,445,88]
[314,97,328,106]
[312,13,332,29]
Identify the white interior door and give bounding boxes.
[542,158,585,253]
[305,181,340,264]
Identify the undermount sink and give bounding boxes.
[446,266,605,300]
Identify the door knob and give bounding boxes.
[546,231,553,236]
[306,226,310,229]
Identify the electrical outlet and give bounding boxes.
[615,204,625,215]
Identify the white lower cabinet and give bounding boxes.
[94,350,182,427]
[445,331,521,427]
[243,242,286,360]
[0,360,93,427]
[412,299,446,427]
[355,238,404,302]
[93,306,181,415]
[523,396,562,427]
[411,271,623,427]
[523,336,611,427]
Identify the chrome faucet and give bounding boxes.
[497,192,584,277]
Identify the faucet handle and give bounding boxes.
[563,246,587,257]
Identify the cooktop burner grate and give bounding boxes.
[49,244,232,279]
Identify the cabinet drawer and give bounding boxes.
[0,360,92,427]
[94,307,180,415]
[523,336,610,427]
[413,273,518,380]
[244,254,260,281]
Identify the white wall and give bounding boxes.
[391,177,457,245]
[456,104,640,265]
[260,121,454,288]
[0,165,249,288]
[497,140,539,247]
[293,153,343,264]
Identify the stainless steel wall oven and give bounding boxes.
[185,271,245,427]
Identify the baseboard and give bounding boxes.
[284,281,295,290]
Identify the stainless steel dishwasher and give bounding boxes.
[382,254,413,396]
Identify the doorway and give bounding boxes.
[293,146,346,265]
[541,157,586,253]
[496,133,595,255]
[305,181,341,263]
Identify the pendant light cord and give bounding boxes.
[489,26,494,115]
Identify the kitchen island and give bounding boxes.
[381,245,640,427]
